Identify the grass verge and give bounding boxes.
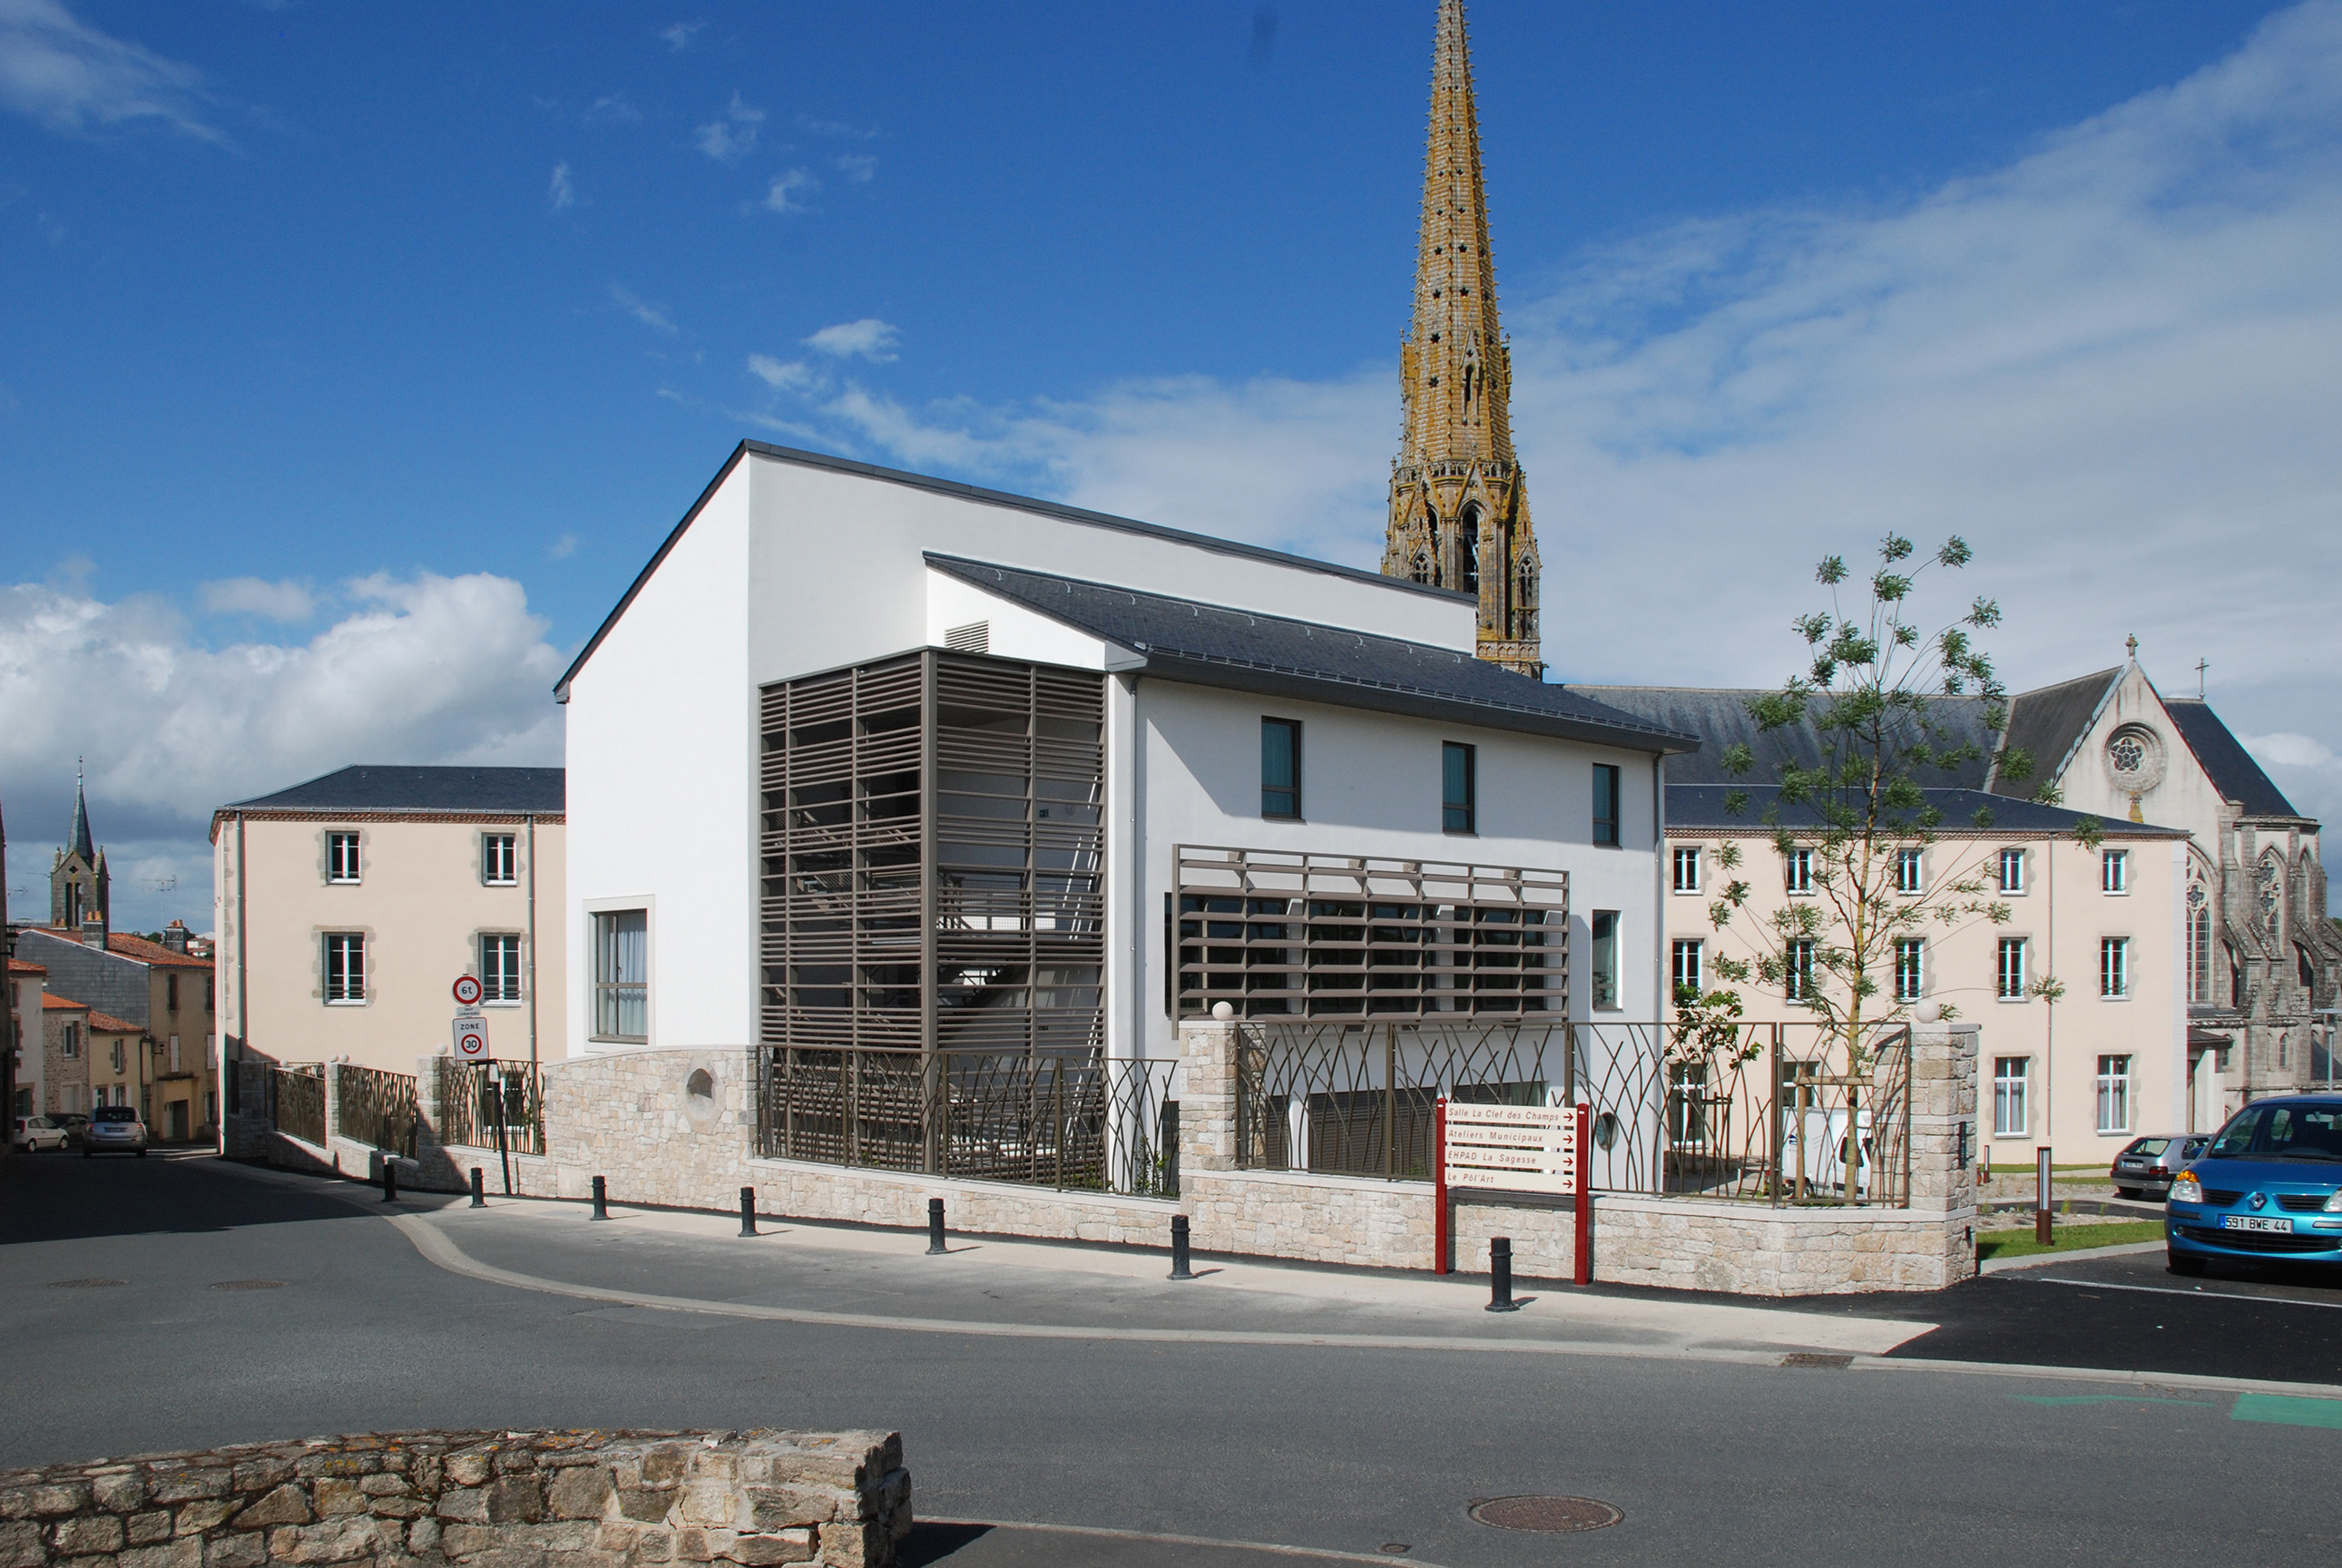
[1977,1220,2167,1263]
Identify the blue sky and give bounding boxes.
[4,0,2337,931]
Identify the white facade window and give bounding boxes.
[2095,1054,2134,1133]
[483,834,518,886]
[2100,936,2130,999]
[480,933,524,1004]
[327,832,362,884]
[1785,938,1816,1002]
[62,1023,80,1058]
[1784,848,1813,895]
[1998,848,2025,895]
[2101,848,2128,894]
[1994,1058,2030,1137]
[1672,846,1701,894]
[1895,848,1923,895]
[324,933,365,1003]
[1590,911,1622,1011]
[1671,938,1703,996]
[1996,936,2028,1000]
[1894,938,1925,1003]
[593,910,648,1040]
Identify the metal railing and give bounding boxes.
[434,1060,545,1156]
[1233,1019,1914,1208]
[755,1045,1181,1197]
[269,1065,325,1147]
[333,1063,418,1155]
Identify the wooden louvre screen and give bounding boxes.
[1175,846,1566,1019]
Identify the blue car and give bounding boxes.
[2167,1095,2342,1275]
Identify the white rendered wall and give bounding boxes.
[1131,681,1663,1057]
[563,464,755,1056]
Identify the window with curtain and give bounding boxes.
[594,910,648,1040]
[1994,1058,2029,1137]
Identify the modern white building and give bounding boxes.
[557,443,1692,1079]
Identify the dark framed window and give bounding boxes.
[483,833,518,886]
[1591,911,1621,1009]
[1261,718,1301,818]
[1671,846,1701,893]
[1442,741,1475,834]
[1671,937,1703,995]
[480,933,524,1003]
[327,831,361,884]
[1592,764,1621,847]
[324,933,365,1004]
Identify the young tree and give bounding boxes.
[1687,536,2094,1190]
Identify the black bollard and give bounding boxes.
[591,1175,610,1220]
[740,1186,759,1238]
[469,1167,486,1208]
[381,1159,398,1203]
[926,1197,947,1255]
[1486,1236,1520,1313]
[1169,1214,1194,1280]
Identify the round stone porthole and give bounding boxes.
[2103,723,2167,794]
[682,1067,719,1127]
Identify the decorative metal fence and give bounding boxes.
[1233,1019,1913,1208]
[269,1065,325,1147]
[434,1060,546,1156]
[333,1064,418,1155]
[754,1045,1180,1197]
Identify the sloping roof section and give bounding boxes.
[1581,687,1998,787]
[83,1007,142,1034]
[2164,700,2302,818]
[222,766,565,815]
[1987,668,2120,797]
[103,933,211,971]
[1665,785,2189,838]
[929,554,1696,753]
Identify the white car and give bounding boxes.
[12,1115,69,1152]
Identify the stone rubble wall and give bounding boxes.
[0,1429,910,1568]
[243,1021,1980,1298]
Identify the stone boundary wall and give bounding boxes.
[0,1428,911,1568]
[241,1022,1980,1297]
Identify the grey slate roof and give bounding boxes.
[929,554,1698,754]
[222,766,565,815]
[2164,700,2302,818]
[1987,668,2119,798]
[1580,687,1998,787]
[1665,784,2188,838]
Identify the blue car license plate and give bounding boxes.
[2223,1215,2291,1233]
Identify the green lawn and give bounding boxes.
[1976,1220,2167,1263]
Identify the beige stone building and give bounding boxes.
[9,956,46,1121]
[39,993,90,1117]
[211,767,566,1087]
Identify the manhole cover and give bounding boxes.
[1469,1496,1623,1534]
[209,1280,287,1291]
[47,1278,127,1289]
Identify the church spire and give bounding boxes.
[1383,0,1541,677]
[70,758,94,862]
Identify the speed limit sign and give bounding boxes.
[453,974,483,1007]
[454,1013,491,1060]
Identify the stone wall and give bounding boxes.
[0,1428,911,1568]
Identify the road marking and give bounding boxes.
[2015,1395,2217,1407]
[939,1518,1456,1565]
[2232,1394,2342,1429]
[2024,1276,2342,1310]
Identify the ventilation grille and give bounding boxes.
[944,621,990,655]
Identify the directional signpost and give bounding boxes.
[1435,1098,1593,1286]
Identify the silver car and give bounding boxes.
[75,1105,149,1158]
[2109,1133,2207,1199]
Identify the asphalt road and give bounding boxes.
[6,1152,2340,1567]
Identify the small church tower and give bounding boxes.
[1383,0,1542,677]
[51,762,108,939]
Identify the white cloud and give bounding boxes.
[753,2,2342,833]
[0,0,225,143]
[2244,732,2342,826]
[804,318,898,362]
[760,168,816,213]
[693,91,761,163]
[584,93,640,126]
[0,572,564,926]
[801,116,877,140]
[199,577,313,622]
[548,533,580,561]
[547,161,574,211]
[659,20,704,53]
[747,354,819,392]
[834,152,877,183]
[608,282,678,337]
